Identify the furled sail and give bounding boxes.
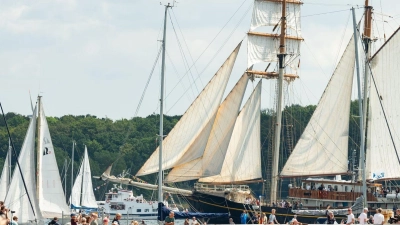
[5,106,42,222]
[280,36,356,177]
[247,33,301,68]
[366,28,400,180]
[250,0,301,34]
[37,100,70,217]
[165,73,249,182]
[0,149,10,200]
[137,42,242,176]
[200,81,262,183]
[81,146,97,208]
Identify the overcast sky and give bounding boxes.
[1,0,399,120]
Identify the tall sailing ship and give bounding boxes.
[99,0,400,224]
[3,96,70,223]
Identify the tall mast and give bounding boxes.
[351,7,366,207]
[36,96,42,203]
[360,0,372,207]
[8,138,12,187]
[270,0,286,203]
[71,141,75,205]
[159,2,171,213]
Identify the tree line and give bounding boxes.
[0,101,362,201]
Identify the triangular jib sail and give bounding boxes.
[37,98,70,217]
[165,73,249,183]
[280,36,356,177]
[200,81,262,183]
[137,42,242,176]
[366,28,400,180]
[5,105,42,223]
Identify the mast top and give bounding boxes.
[363,0,373,39]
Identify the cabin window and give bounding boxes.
[145,209,149,212]
[153,209,157,212]
[311,182,316,190]
[137,209,142,212]
[334,185,338,191]
[110,204,125,210]
[305,199,308,204]
[345,186,348,192]
[377,203,381,207]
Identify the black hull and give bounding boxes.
[182,192,322,224]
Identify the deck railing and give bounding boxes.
[288,188,377,201]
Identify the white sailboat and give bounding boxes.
[5,96,70,223]
[5,105,42,223]
[70,146,97,209]
[0,140,11,201]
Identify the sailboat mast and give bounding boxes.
[271,0,287,203]
[71,141,75,205]
[159,3,171,206]
[36,96,42,204]
[8,138,11,187]
[360,0,372,207]
[351,7,367,207]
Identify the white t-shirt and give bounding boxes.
[346,213,355,224]
[358,212,367,225]
[373,213,384,225]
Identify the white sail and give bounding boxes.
[280,36,355,177]
[37,100,70,217]
[137,43,242,176]
[5,106,42,223]
[0,151,10,200]
[200,81,262,183]
[247,33,301,68]
[250,0,301,34]
[81,146,97,208]
[366,28,400,180]
[165,73,249,182]
[70,157,83,206]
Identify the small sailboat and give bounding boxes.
[5,96,70,223]
[70,146,98,210]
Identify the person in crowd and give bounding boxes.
[190,217,199,225]
[346,208,355,225]
[103,215,109,225]
[240,210,248,224]
[358,208,368,225]
[48,217,60,225]
[11,216,18,225]
[326,211,336,224]
[373,208,384,225]
[164,211,175,225]
[268,209,279,224]
[184,218,190,225]
[112,213,121,225]
[229,218,235,224]
[290,215,300,225]
[90,213,98,225]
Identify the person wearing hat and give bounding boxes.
[358,208,368,225]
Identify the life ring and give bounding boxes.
[106,200,110,203]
